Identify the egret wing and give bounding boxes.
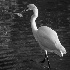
[37,26,60,50]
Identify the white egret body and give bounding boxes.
[27,4,66,69]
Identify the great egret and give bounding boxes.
[27,4,67,69]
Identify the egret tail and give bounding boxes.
[60,45,67,56]
[55,43,67,57]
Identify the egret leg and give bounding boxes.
[46,54,51,70]
[40,50,51,70]
[45,50,51,70]
[40,50,47,63]
[40,56,46,63]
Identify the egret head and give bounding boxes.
[27,4,37,11]
[27,4,38,17]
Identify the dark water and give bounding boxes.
[0,0,70,70]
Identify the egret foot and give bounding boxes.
[40,53,46,63]
[40,53,51,70]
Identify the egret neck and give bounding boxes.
[30,8,38,32]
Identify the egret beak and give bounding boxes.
[26,9,29,11]
[26,8,31,11]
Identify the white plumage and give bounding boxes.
[27,4,66,57]
[27,4,67,69]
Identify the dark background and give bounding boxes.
[0,0,70,70]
